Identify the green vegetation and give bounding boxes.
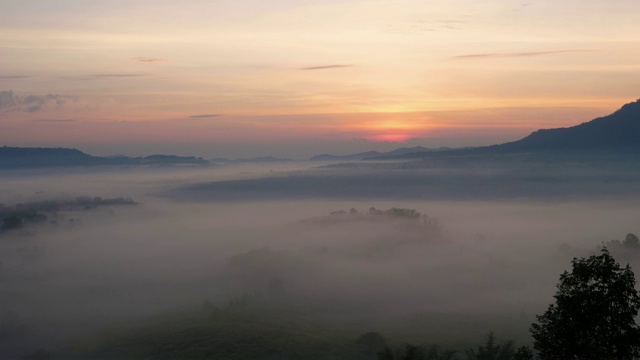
[41,245,640,359]
[0,197,137,233]
[531,247,640,359]
[605,233,640,251]
[53,288,534,360]
[68,294,368,359]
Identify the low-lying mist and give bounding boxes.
[2,161,640,358]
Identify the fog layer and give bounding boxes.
[1,161,639,358]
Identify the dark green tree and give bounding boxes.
[356,332,388,357]
[530,247,640,359]
[377,347,396,360]
[1,214,22,230]
[624,233,640,249]
[512,346,534,360]
[401,344,424,360]
[20,348,51,360]
[376,344,456,360]
[466,332,514,360]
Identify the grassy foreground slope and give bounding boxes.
[63,292,530,359]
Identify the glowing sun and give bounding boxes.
[365,119,423,142]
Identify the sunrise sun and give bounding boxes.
[366,119,424,142]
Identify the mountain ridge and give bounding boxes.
[0,146,209,168]
[494,99,640,151]
[310,146,455,161]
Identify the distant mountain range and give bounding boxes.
[3,99,639,168]
[211,156,294,164]
[0,146,454,168]
[0,147,209,168]
[310,146,456,161]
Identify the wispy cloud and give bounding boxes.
[451,49,591,60]
[92,73,146,78]
[132,57,166,63]
[32,119,76,123]
[62,73,147,81]
[384,19,466,34]
[300,64,354,71]
[0,75,30,80]
[512,2,533,12]
[0,90,75,113]
[420,20,466,29]
[189,114,223,119]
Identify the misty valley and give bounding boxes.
[1,156,640,359]
[7,0,640,357]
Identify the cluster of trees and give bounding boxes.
[353,331,532,360]
[0,210,47,231]
[0,196,137,213]
[329,207,423,219]
[0,196,137,232]
[367,207,422,218]
[323,207,441,231]
[605,233,640,250]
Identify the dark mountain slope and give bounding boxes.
[495,99,640,152]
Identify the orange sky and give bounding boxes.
[1,0,639,157]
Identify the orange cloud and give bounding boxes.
[131,57,167,63]
[450,49,593,60]
[299,64,354,71]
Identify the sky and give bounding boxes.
[1,0,640,158]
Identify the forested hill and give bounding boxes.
[0,146,209,168]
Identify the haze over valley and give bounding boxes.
[3,1,640,358]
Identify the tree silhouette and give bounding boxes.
[624,233,640,249]
[530,247,640,359]
[512,346,534,360]
[376,344,456,360]
[466,332,514,360]
[356,332,388,357]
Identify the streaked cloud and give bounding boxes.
[384,19,466,34]
[451,50,591,60]
[189,114,223,119]
[32,119,76,123]
[420,19,466,30]
[0,90,75,113]
[0,75,30,80]
[132,57,166,63]
[92,73,146,78]
[62,73,147,81]
[300,64,354,71]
